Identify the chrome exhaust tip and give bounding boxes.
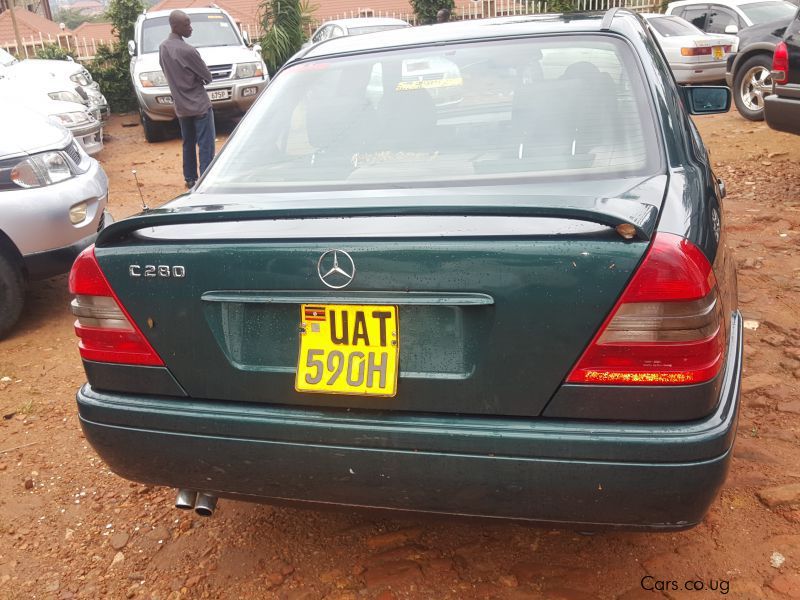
[194,492,218,517]
[175,489,197,510]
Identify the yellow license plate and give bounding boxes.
[713,46,724,60]
[295,304,399,397]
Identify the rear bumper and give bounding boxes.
[764,94,800,135]
[76,312,742,530]
[671,61,728,84]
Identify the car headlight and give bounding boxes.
[52,111,90,126]
[139,71,168,87]
[0,151,75,190]
[235,62,263,79]
[70,72,91,86]
[49,90,84,104]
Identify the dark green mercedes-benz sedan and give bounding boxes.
[70,9,742,530]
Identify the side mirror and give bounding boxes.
[242,29,250,45]
[253,43,262,55]
[682,85,731,115]
[724,24,739,34]
[127,40,136,57]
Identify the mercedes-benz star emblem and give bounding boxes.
[317,250,355,289]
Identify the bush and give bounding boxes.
[88,43,138,113]
[259,0,316,74]
[410,0,455,25]
[34,44,77,61]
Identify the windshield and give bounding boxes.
[200,36,660,193]
[739,1,797,24]
[0,48,17,67]
[141,13,241,54]
[649,16,703,36]
[348,24,409,35]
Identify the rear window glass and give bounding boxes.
[739,0,797,23]
[649,16,703,36]
[141,13,240,53]
[201,36,661,192]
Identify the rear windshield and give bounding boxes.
[141,13,240,54]
[201,36,661,192]
[649,16,702,36]
[348,24,409,35]
[739,1,797,24]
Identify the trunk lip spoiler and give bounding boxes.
[201,290,495,306]
[96,200,658,247]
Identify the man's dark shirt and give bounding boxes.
[159,33,213,118]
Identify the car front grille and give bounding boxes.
[65,142,82,165]
[209,64,233,80]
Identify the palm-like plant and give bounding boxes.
[259,0,317,74]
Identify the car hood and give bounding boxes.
[0,108,72,159]
[135,45,261,72]
[0,82,87,114]
[12,58,82,78]
[738,17,792,46]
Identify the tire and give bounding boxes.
[0,252,25,339]
[140,109,168,143]
[733,54,773,121]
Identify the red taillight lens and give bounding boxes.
[566,233,724,386]
[69,246,164,366]
[680,46,713,56]
[773,41,789,85]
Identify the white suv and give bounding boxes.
[128,7,268,142]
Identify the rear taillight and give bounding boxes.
[681,47,713,56]
[773,41,789,85]
[69,246,163,366]
[566,233,724,386]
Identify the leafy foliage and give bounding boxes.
[410,0,454,25]
[34,44,77,61]
[82,0,144,113]
[53,8,105,30]
[258,0,317,74]
[547,0,580,12]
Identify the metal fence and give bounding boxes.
[2,0,661,61]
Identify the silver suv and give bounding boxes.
[0,107,110,337]
[128,7,269,142]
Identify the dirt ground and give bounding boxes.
[1,109,799,600]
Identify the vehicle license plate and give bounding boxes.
[296,304,399,397]
[713,46,724,60]
[208,89,230,101]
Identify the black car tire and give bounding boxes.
[0,252,25,339]
[140,110,168,143]
[733,54,773,121]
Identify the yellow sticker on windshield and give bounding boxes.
[395,77,463,91]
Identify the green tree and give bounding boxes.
[258,0,316,74]
[34,43,77,61]
[83,0,144,113]
[410,0,454,25]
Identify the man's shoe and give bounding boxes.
[185,179,196,189]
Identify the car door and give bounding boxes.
[680,6,712,31]
[706,5,743,34]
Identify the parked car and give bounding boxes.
[643,13,738,83]
[0,47,16,69]
[0,108,109,337]
[128,7,268,142]
[305,17,410,47]
[666,0,797,117]
[666,0,796,33]
[0,81,103,155]
[1,56,110,121]
[71,10,741,530]
[764,6,800,132]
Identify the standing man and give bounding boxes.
[159,10,215,188]
[436,8,451,22]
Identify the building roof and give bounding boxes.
[0,8,71,47]
[72,21,116,42]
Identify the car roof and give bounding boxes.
[319,17,410,28]
[300,12,640,60]
[668,0,778,7]
[142,7,230,19]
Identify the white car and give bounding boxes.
[0,107,109,337]
[0,51,110,121]
[0,81,104,155]
[305,17,410,48]
[643,14,738,83]
[666,0,797,34]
